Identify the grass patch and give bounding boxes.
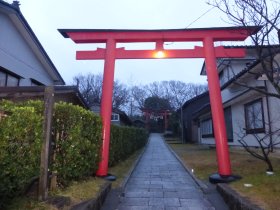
[168,142,280,210]
[164,137,182,144]
[6,148,144,210]
[4,197,55,210]
[53,177,107,205]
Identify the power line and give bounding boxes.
[185,4,218,28]
[164,3,219,46]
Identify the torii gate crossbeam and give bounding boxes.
[59,26,260,183]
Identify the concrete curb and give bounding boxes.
[70,181,112,210]
[217,183,264,210]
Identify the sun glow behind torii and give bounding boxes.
[59,26,260,183]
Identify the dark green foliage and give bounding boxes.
[0,100,102,207]
[0,100,43,207]
[144,96,172,111]
[52,102,102,186]
[109,125,148,166]
[0,99,146,207]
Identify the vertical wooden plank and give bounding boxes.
[38,86,54,201]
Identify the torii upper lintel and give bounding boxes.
[59,26,261,183]
[59,26,260,43]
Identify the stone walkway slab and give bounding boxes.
[117,133,215,210]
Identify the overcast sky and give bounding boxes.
[11,0,236,85]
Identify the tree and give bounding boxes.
[73,73,129,109]
[236,107,280,172]
[73,73,103,106]
[127,81,207,124]
[146,82,163,97]
[144,81,208,110]
[130,85,148,110]
[208,0,280,97]
[237,130,280,172]
[166,82,208,110]
[144,96,172,111]
[112,80,130,110]
[128,86,149,117]
[73,73,208,123]
[208,0,280,170]
[142,96,172,132]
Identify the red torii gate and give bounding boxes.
[141,108,171,131]
[59,26,260,182]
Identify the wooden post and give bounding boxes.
[38,86,54,201]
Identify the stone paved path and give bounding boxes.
[117,133,215,210]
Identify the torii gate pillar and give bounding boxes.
[96,39,116,176]
[203,37,232,180]
[59,26,260,183]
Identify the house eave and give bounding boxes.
[0,1,65,85]
[181,91,209,110]
[0,86,88,108]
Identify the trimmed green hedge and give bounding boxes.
[109,125,148,166]
[0,100,102,207]
[0,101,43,204]
[0,99,148,207]
[52,102,102,186]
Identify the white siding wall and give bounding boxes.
[227,61,246,79]
[200,94,280,147]
[0,13,54,85]
[222,87,247,104]
[200,137,215,145]
[198,50,280,148]
[266,82,280,135]
[219,60,249,86]
[222,78,265,104]
[230,101,267,147]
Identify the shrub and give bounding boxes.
[0,100,102,207]
[52,102,102,186]
[109,125,148,166]
[0,99,147,207]
[0,100,43,206]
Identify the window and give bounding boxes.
[219,68,230,86]
[0,71,6,86]
[219,70,225,86]
[111,113,119,121]
[201,107,233,141]
[224,106,233,142]
[201,118,214,138]
[244,99,265,134]
[0,67,20,87]
[7,75,19,86]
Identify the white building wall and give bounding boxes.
[226,61,246,79]
[198,50,280,148]
[266,82,280,135]
[200,137,215,145]
[222,78,265,104]
[222,87,247,104]
[200,93,277,147]
[0,13,54,85]
[230,100,267,147]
